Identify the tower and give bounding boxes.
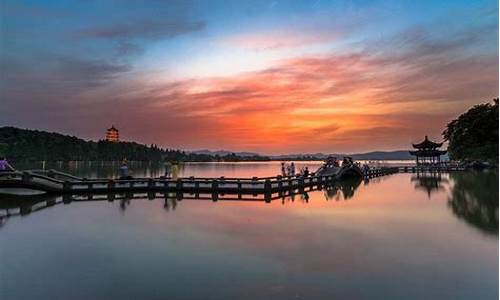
[106,125,119,142]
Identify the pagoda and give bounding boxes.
[106,125,119,142]
[409,136,446,165]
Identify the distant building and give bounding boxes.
[409,136,446,165]
[106,125,119,142]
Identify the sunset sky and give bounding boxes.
[1,0,498,154]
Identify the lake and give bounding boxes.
[0,162,498,300]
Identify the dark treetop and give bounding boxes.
[443,98,499,163]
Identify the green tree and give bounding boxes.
[443,99,498,163]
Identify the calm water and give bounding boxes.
[1,162,498,300]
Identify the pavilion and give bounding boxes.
[409,136,447,165]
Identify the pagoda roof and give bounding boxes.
[409,149,447,157]
[108,125,118,131]
[412,136,443,149]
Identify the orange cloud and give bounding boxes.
[22,27,497,154]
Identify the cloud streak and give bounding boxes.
[73,20,206,40]
[0,0,497,153]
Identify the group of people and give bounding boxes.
[119,159,132,180]
[163,160,179,179]
[118,158,181,180]
[325,156,341,167]
[280,162,310,177]
[324,156,357,167]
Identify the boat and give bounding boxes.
[315,156,364,179]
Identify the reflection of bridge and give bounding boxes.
[0,177,365,225]
[398,166,465,172]
[0,168,398,201]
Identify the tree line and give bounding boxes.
[443,98,498,164]
[0,127,270,162]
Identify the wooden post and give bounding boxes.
[265,193,271,203]
[194,181,200,198]
[107,193,115,202]
[264,179,271,190]
[22,171,31,183]
[277,176,283,196]
[264,179,272,194]
[63,180,71,192]
[212,180,219,201]
[298,177,304,193]
[176,179,183,191]
[63,194,72,204]
[108,179,115,191]
[211,192,218,202]
[148,178,154,189]
[237,179,242,199]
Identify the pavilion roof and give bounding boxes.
[412,135,443,149]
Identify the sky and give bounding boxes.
[0,0,498,154]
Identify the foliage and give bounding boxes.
[0,127,270,162]
[448,171,498,234]
[443,99,498,163]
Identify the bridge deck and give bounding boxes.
[0,167,399,198]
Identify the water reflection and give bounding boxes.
[0,178,365,224]
[411,171,449,198]
[13,161,323,179]
[2,171,497,237]
[447,171,499,235]
[1,170,497,300]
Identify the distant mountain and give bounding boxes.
[271,150,424,160]
[191,150,431,160]
[350,151,415,160]
[190,149,261,157]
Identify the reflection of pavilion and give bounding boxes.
[411,171,448,198]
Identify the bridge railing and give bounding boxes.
[1,167,399,194]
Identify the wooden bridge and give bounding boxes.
[0,167,399,201]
